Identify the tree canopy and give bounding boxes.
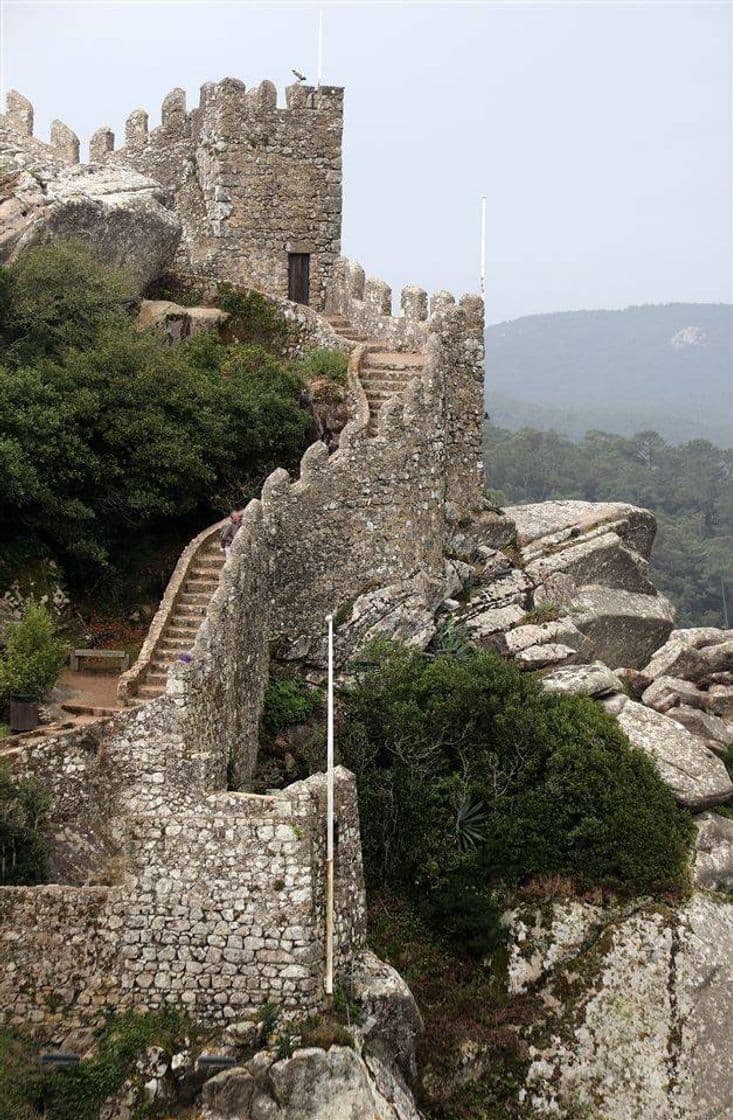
[0,244,313,599]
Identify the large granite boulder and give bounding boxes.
[693,812,733,892]
[567,584,675,669]
[509,894,733,1120]
[615,699,733,810]
[505,499,657,562]
[201,1046,423,1120]
[136,299,228,342]
[642,629,733,683]
[540,660,624,698]
[0,114,180,291]
[351,950,423,1083]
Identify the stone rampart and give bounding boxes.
[0,291,483,1036]
[263,296,485,657]
[0,770,364,1035]
[326,256,430,351]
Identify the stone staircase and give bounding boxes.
[137,543,225,700]
[119,528,226,705]
[326,316,424,436]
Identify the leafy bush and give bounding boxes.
[217,284,291,351]
[0,603,68,703]
[0,242,128,366]
[295,348,349,385]
[341,644,693,952]
[0,763,50,884]
[262,674,322,736]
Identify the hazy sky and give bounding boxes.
[2,0,731,323]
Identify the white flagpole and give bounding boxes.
[324,612,335,995]
[480,194,487,298]
[317,8,324,88]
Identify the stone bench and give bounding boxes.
[69,649,130,673]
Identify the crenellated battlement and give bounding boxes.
[3,88,82,164]
[2,77,344,305]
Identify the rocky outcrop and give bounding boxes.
[351,950,424,1083]
[507,893,733,1120]
[539,660,623,698]
[614,699,733,810]
[566,584,675,669]
[200,1045,422,1120]
[0,116,180,291]
[503,500,674,668]
[694,811,733,892]
[136,298,229,341]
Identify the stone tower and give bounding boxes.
[96,78,344,308]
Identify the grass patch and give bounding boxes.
[0,1009,196,1120]
[295,348,349,386]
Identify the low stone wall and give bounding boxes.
[325,256,430,351]
[0,770,365,1036]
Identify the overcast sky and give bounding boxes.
[2,0,731,323]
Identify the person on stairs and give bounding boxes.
[220,510,242,558]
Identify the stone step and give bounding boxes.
[158,636,192,650]
[185,577,219,592]
[145,672,168,687]
[176,603,208,618]
[191,565,223,579]
[165,623,199,638]
[137,684,165,699]
[364,352,423,369]
[179,591,211,606]
[364,390,403,403]
[149,657,176,672]
[326,316,350,327]
[360,377,411,390]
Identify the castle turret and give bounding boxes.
[93,76,344,309]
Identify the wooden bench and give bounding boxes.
[69,649,130,673]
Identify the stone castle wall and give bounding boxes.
[0,770,364,1034]
[264,295,485,658]
[93,79,343,308]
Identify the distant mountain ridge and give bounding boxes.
[485,303,733,447]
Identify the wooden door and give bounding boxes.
[288,253,310,304]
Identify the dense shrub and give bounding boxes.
[217,284,291,351]
[0,763,50,885]
[341,644,693,952]
[262,673,322,736]
[0,603,68,704]
[0,1009,191,1120]
[0,245,313,596]
[0,242,128,366]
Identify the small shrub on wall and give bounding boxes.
[341,643,693,954]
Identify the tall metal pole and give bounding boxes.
[317,8,324,88]
[480,194,487,298]
[0,1,6,113]
[324,612,335,995]
[722,576,730,629]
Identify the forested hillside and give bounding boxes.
[485,424,733,627]
[485,304,733,447]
